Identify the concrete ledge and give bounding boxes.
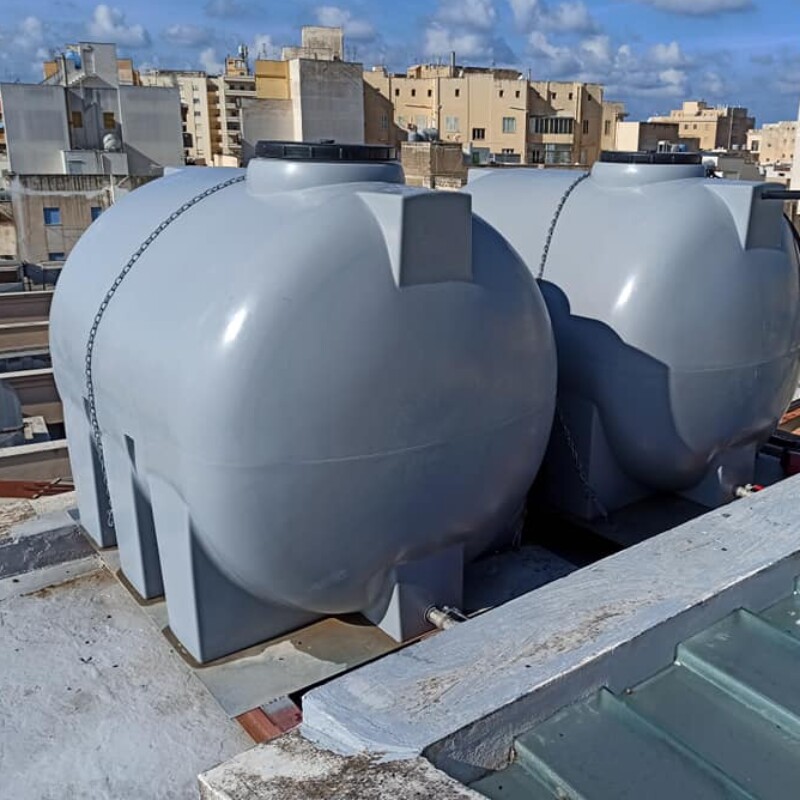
[302,475,800,781]
[0,500,92,580]
[198,732,481,799]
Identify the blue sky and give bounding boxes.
[0,0,797,123]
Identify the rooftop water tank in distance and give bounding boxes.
[464,152,800,521]
[50,142,558,662]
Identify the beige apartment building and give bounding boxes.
[140,70,213,165]
[614,121,699,153]
[364,63,624,167]
[649,100,754,150]
[748,120,797,166]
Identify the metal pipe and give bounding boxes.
[425,605,468,630]
[761,190,800,201]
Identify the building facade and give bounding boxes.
[614,121,699,153]
[363,64,624,167]
[649,100,754,151]
[0,42,183,178]
[8,173,151,263]
[140,70,213,165]
[747,120,797,167]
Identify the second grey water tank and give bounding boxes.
[50,143,557,662]
[465,153,800,520]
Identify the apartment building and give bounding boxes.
[364,63,624,167]
[0,42,181,263]
[614,121,699,153]
[140,70,213,165]
[649,100,754,151]
[0,42,183,177]
[747,120,797,166]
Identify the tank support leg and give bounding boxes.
[63,400,116,547]
[364,544,465,642]
[103,435,163,599]
[147,476,319,664]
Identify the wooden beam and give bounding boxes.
[0,291,53,323]
[0,440,71,481]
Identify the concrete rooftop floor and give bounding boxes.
[0,559,252,799]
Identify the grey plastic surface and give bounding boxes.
[50,157,557,662]
[464,162,800,519]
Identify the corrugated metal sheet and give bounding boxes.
[472,588,800,799]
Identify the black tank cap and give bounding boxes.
[599,150,702,165]
[255,140,397,162]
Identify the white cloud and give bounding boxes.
[435,0,497,31]
[315,6,376,41]
[511,0,598,33]
[425,25,494,59]
[13,17,44,50]
[88,5,150,48]
[251,34,275,59]
[648,41,687,67]
[635,0,752,14]
[700,70,726,95]
[199,47,223,74]
[423,0,512,62]
[163,24,212,47]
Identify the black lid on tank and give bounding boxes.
[255,140,397,163]
[599,150,702,165]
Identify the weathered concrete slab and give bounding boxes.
[302,475,800,781]
[198,732,481,800]
[0,567,252,800]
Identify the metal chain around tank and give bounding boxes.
[536,170,610,524]
[555,408,611,523]
[537,171,590,280]
[83,173,247,528]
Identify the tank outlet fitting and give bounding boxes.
[734,484,764,498]
[426,606,468,630]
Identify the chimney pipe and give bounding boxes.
[450,51,456,77]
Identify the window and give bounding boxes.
[48,252,65,261]
[91,206,102,221]
[395,88,400,97]
[604,119,611,136]
[751,140,760,152]
[380,113,389,130]
[70,111,83,128]
[445,115,459,133]
[531,142,573,165]
[397,115,406,127]
[568,92,574,100]
[515,90,520,98]
[427,89,432,97]
[415,115,427,130]
[103,112,116,130]
[501,148,514,154]
[582,120,589,135]
[502,117,516,134]
[499,90,504,98]
[530,116,575,135]
[411,88,416,97]
[550,91,557,100]
[472,127,486,140]
[455,88,460,97]
[43,207,61,226]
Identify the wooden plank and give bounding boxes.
[0,322,49,354]
[0,440,71,481]
[235,709,283,743]
[0,291,53,323]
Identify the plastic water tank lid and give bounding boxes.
[599,150,702,165]
[255,140,397,163]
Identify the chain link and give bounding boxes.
[536,170,610,523]
[84,174,246,528]
[537,171,589,280]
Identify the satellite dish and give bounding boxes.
[103,133,121,152]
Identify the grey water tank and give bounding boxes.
[464,153,800,520]
[50,143,557,662]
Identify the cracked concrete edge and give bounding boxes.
[300,474,800,774]
[197,732,482,800]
